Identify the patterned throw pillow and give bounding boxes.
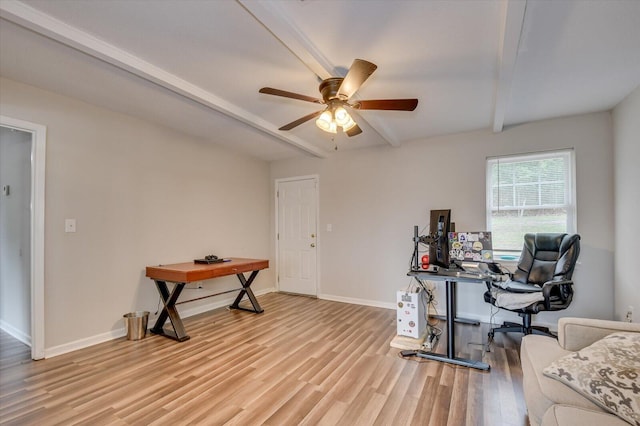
[543,332,640,426]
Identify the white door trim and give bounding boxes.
[1,115,46,360]
[275,175,319,296]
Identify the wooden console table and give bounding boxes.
[145,258,269,342]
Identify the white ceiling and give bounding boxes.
[1,0,638,161]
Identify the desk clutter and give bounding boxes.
[194,254,225,264]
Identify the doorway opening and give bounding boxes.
[0,116,46,360]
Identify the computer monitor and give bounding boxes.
[428,209,451,268]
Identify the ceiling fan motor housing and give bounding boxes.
[319,77,346,102]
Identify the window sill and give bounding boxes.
[492,252,519,273]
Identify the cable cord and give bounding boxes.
[414,277,442,337]
[485,303,500,352]
[496,262,512,276]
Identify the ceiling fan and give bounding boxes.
[259,59,418,137]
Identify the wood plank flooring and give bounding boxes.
[0,293,527,425]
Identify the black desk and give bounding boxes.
[146,258,268,342]
[408,269,499,371]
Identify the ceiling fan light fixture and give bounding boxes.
[336,107,356,133]
[342,120,357,133]
[316,106,355,134]
[316,110,337,133]
[334,106,350,126]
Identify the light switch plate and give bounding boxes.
[65,219,76,233]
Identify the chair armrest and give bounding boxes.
[557,317,640,351]
[541,279,572,309]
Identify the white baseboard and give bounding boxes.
[44,287,276,359]
[45,328,123,358]
[315,295,557,332]
[0,320,31,347]
[318,293,396,310]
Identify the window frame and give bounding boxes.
[486,149,577,255]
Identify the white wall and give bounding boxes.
[0,126,32,343]
[0,78,274,353]
[270,112,615,327]
[0,73,623,354]
[612,85,640,322]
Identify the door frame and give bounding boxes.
[275,175,319,296]
[1,115,46,360]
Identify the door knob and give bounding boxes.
[310,243,316,248]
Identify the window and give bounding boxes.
[486,149,576,253]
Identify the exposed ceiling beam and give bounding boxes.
[0,0,328,158]
[237,0,334,81]
[239,0,402,147]
[493,0,527,133]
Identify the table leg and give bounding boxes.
[229,270,264,313]
[150,280,190,342]
[416,280,490,371]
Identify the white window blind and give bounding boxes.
[486,149,576,252]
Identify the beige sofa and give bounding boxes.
[521,317,640,426]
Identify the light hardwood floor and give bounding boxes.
[0,293,527,425]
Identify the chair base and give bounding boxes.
[488,313,557,340]
[488,321,556,338]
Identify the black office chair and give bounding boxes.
[484,233,581,339]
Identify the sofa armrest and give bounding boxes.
[558,317,640,351]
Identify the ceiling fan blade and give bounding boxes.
[337,59,378,99]
[353,99,419,111]
[259,87,323,104]
[345,123,363,137]
[278,110,324,131]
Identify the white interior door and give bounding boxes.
[277,177,318,296]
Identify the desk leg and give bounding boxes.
[150,281,190,342]
[419,277,479,325]
[416,280,490,371]
[229,271,264,313]
[446,280,456,358]
[429,314,480,326]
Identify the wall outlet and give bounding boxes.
[625,306,634,323]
